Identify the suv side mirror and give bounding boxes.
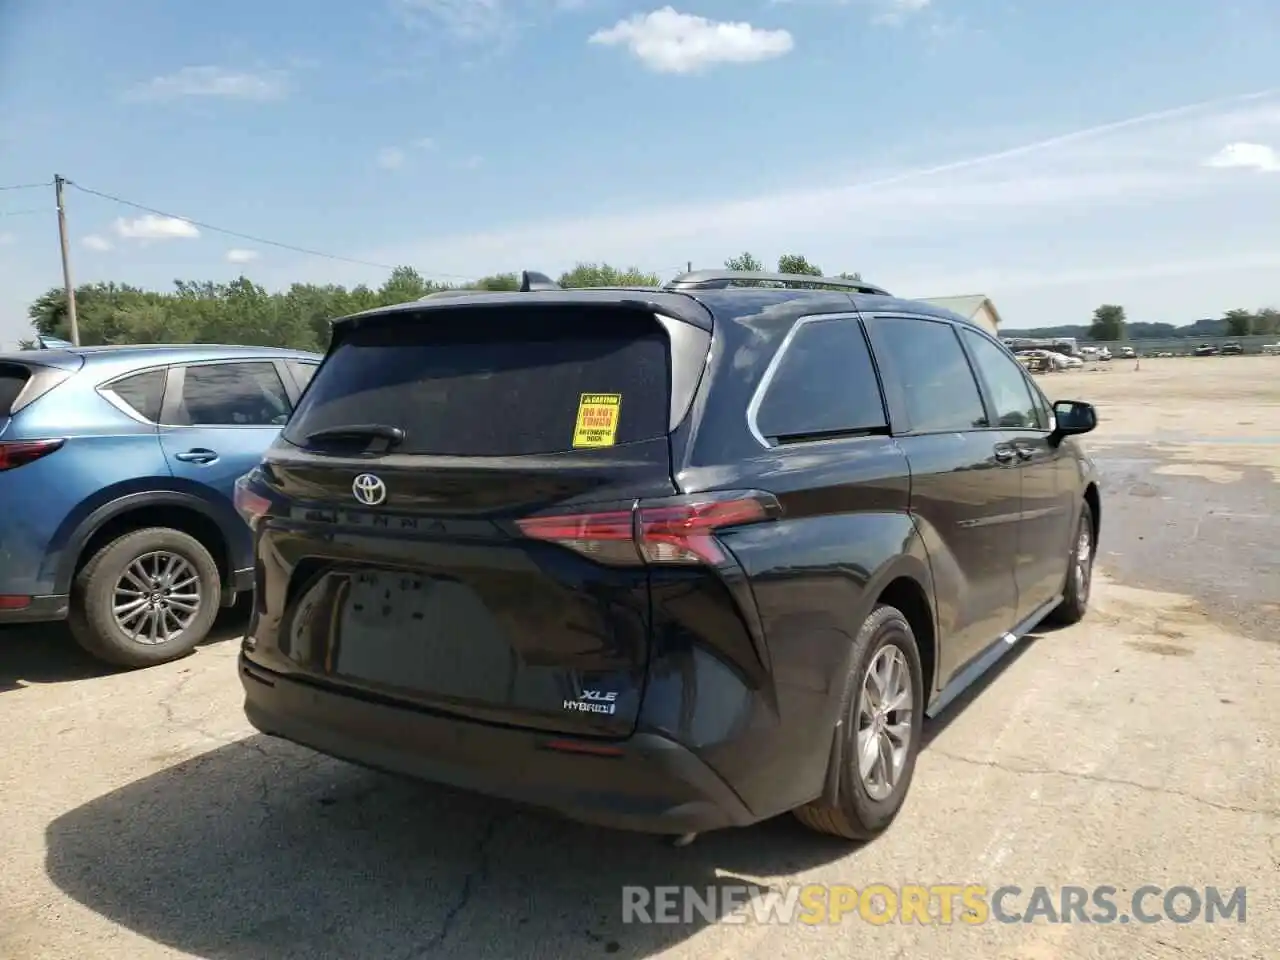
[1051,400,1097,442]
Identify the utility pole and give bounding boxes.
[54,175,80,346]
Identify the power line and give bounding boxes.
[0,208,45,217]
[66,179,475,279]
[0,181,49,191]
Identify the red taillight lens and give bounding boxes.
[0,439,64,471]
[233,476,271,528]
[516,494,776,567]
[0,595,32,610]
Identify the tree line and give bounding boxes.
[1011,304,1280,342]
[20,253,846,352]
[22,253,1272,350]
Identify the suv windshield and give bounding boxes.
[284,306,672,457]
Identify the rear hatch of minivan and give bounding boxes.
[244,298,713,738]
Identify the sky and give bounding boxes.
[1,0,1279,346]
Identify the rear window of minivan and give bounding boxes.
[283,306,671,456]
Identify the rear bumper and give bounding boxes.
[0,594,69,624]
[239,655,758,835]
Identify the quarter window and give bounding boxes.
[754,317,887,443]
[108,369,166,422]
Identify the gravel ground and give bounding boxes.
[0,355,1276,960]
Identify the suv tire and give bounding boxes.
[793,604,924,840]
[1045,500,1094,626]
[69,527,222,669]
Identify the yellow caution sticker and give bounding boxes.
[572,393,622,448]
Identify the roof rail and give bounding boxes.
[664,270,890,296]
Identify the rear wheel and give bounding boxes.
[69,527,221,668]
[793,604,924,840]
[1046,501,1094,626]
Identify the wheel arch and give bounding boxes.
[55,491,234,597]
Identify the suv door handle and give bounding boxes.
[174,448,218,464]
[992,444,1017,463]
[1013,444,1035,461]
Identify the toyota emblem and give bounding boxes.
[352,473,387,506]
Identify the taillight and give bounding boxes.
[0,439,64,471]
[516,492,779,566]
[233,474,271,529]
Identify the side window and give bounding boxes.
[961,329,1039,429]
[176,362,292,427]
[106,369,166,422]
[754,317,887,442]
[1025,375,1052,429]
[287,360,318,392]
[865,317,988,432]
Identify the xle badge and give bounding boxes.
[563,690,618,715]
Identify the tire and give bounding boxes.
[68,527,222,669]
[793,604,925,840]
[1045,500,1095,626]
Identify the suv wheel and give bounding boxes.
[69,527,221,669]
[793,604,924,840]
[1045,501,1095,626]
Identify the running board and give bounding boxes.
[925,595,1062,719]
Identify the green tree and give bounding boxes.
[558,262,660,288]
[724,252,764,272]
[776,254,823,276]
[1255,307,1280,335]
[1223,308,1255,337]
[1088,304,1126,341]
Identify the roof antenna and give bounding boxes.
[520,270,561,292]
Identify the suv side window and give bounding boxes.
[175,362,292,427]
[865,316,988,432]
[753,317,887,443]
[960,329,1039,428]
[107,369,166,422]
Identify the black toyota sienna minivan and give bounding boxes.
[235,270,1100,841]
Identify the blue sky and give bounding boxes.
[2,0,1279,346]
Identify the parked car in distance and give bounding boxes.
[1193,343,1219,356]
[1119,346,1136,359]
[236,269,1102,842]
[0,343,321,667]
[1220,342,1244,356]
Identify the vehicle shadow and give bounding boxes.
[45,735,862,960]
[0,601,251,693]
[42,623,1049,959]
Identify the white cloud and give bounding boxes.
[82,234,113,251]
[124,65,291,102]
[225,248,259,264]
[393,0,509,40]
[872,0,930,26]
[377,146,407,169]
[329,90,1280,327]
[589,7,794,73]
[412,136,437,150]
[0,233,13,246]
[1203,142,1280,172]
[113,215,200,241]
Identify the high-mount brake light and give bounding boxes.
[0,439,64,472]
[516,494,776,566]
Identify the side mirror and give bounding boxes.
[1051,400,1097,442]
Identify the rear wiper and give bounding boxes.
[303,424,405,454]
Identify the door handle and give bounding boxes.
[1014,444,1035,461]
[174,448,218,464]
[992,444,1017,463]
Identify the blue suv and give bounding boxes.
[0,343,321,667]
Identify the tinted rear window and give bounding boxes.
[284,306,671,456]
[0,365,31,414]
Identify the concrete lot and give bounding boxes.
[2,356,1277,959]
